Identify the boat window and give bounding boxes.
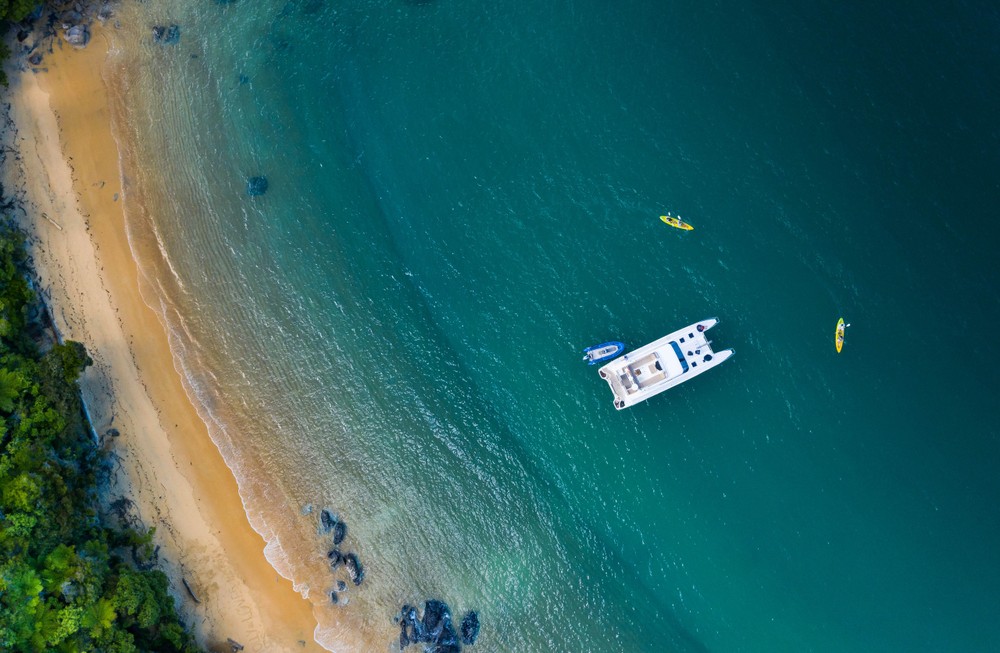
[669,342,689,373]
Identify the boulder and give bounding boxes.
[63,25,90,47]
[60,11,83,29]
[319,509,336,533]
[336,580,347,591]
[28,52,43,66]
[329,590,338,604]
[327,549,342,569]
[422,600,448,633]
[332,520,346,545]
[343,553,364,586]
[246,175,268,196]
[460,611,479,645]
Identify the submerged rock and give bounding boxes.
[397,601,475,650]
[336,580,347,591]
[332,520,346,546]
[343,552,364,586]
[460,611,479,645]
[152,24,181,44]
[319,508,336,533]
[329,590,338,604]
[246,175,268,196]
[327,549,342,569]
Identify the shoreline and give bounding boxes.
[2,22,335,653]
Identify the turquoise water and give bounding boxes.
[109,1,1000,650]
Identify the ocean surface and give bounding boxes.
[102,1,1000,650]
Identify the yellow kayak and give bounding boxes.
[835,318,846,353]
[660,214,694,231]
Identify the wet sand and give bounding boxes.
[2,23,341,653]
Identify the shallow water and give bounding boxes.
[106,1,1000,650]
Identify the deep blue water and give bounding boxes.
[115,1,1000,649]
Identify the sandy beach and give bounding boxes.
[2,22,335,653]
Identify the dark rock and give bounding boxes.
[423,600,448,633]
[152,24,181,44]
[343,552,364,586]
[327,549,342,569]
[329,590,338,604]
[434,611,459,649]
[399,621,410,649]
[63,24,90,47]
[28,53,43,66]
[17,30,29,42]
[332,520,346,545]
[336,580,346,591]
[246,175,268,196]
[60,11,82,29]
[106,428,120,438]
[401,604,426,642]
[319,509,336,533]
[460,611,479,645]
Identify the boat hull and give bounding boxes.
[583,341,626,365]
[660,215,694,231]
[598,318,732,410]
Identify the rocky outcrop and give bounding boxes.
[397,600,475,652]
[63,24,90,47]
[343,552,364,586]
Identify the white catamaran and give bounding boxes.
[598,318,734,410]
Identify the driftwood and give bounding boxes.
[182,577,200,604]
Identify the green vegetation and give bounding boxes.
[1,0,38,24]
[0,220,203,652]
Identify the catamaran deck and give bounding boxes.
[599,318,733,410]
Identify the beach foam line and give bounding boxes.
[2,21,343,652]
